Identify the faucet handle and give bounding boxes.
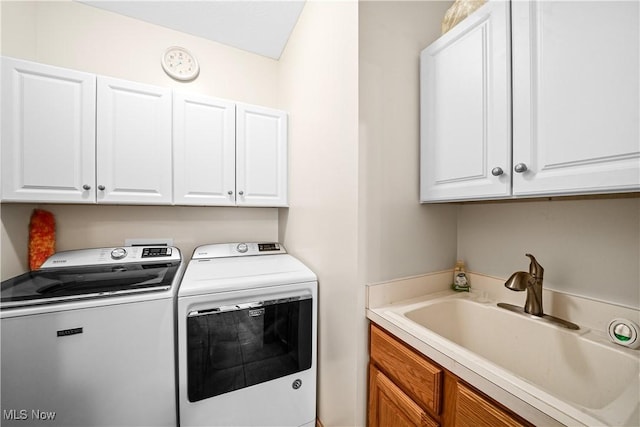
[525,253,544,279]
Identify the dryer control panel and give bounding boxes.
[192,242,286,259]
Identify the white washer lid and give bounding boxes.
[178,253,317,297]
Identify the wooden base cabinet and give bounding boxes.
[368,324,532,427]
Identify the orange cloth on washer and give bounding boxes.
[28,209,56,270]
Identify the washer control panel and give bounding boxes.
[41,246,181,268]
[193,242,286,259]
[142,247,173,258]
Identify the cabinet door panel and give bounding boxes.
[369,364,439,427]
[236,104,288,207]
[173,93,235,206]
[512,1,640,196]
[420,1,511,202]
[454,382,525,427]
[97,77,172,204]
[1,57,96,203]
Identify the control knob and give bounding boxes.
[236,243,249,253]
[111,248,128,260]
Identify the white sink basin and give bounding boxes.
[393,296,640,426]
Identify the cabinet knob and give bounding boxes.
[82,184,91,191]
[491,167,504,176]
[98,185,106,191]
[514,163,528,173]
[228,190,233,195]
[238,191,244,196]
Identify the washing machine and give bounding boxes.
[177,242,317,427]
[0,246,184,427]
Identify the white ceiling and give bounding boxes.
[80,1,306,59]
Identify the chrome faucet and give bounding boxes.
[504,253,544,316]
[498,253,579,330]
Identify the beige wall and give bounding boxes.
[458,198,640,308]
[359,1,457,284]
[277,1,361,425]
[1,204,278,279]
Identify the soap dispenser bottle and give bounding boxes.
[452,260,470,291]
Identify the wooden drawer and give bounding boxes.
[370,324,442,415]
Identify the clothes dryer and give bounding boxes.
[177,242,317,427]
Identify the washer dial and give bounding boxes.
[111,248,128,260]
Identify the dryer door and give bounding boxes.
[186,295,312,402]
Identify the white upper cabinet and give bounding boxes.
[97,76,173,204]
[236,104,288,207]
[173,92,236,206]
[511,0,640,196]
[1,57,288,207]
[173,96,288,207]
[420,0,640,202]
[1,57,96,203]
[420,1,511,202]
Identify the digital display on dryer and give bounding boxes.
[258,243,280,252]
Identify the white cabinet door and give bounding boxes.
[97,76,172,204]
[236,104,288,207]
[1,57,96,203]
[512,1,640,196]
[173,92,236,206]
[420,1,511,202]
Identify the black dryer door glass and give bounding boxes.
[187,296,313,402]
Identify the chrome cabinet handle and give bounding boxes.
[514,163,528,173]
[238,191,244,196]
[82,184,91,190]
[98,185,106,191]
[228,190,233,195]
[491,167,504,176]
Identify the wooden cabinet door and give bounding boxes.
[1,57,96,203]
[511,0,640,196]
[420,1,511,202]
[97,76,172,204]
[453,381,526,427]
[173,92,236,206]
[236,103,288,207]
[369,364,439,427]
